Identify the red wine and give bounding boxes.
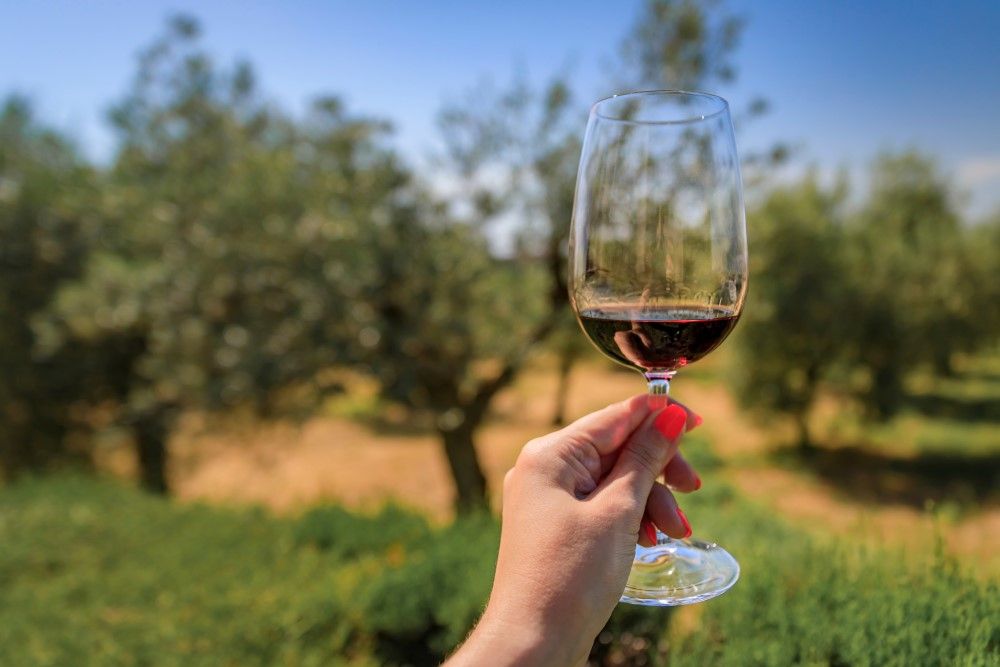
[578,306,739,371]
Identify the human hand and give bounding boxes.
[447,395,701,667]
[613,328,655,369]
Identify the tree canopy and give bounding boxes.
[2,4,995,511]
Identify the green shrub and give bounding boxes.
[294,504,431,559]
[0,476,361,666]
[0,473,995,667]
[359,514,499,664]
[665,538,998,667]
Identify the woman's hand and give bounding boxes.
[447,395,701,667]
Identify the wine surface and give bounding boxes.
[578,306,739,371]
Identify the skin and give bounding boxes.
[446,395,701,667]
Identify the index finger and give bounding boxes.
[559,394,700,458]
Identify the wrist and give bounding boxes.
[448,605,588,667]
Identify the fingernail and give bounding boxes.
[694,474,702,491]
[643,519,658,545]
[676,508,692,539]
[692,413,704,428]
[654,405,687,441]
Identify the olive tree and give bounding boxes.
[0,97,98,478]
[734,176,855,447]
[37,17,407,492]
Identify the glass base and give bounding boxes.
[621,534,739,606]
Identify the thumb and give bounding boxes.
[599,404,688,511]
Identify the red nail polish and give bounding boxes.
[654,405,687,441]
[677,508,692,539]
[694,475,702,491]
[644,520,658,545]
[692,414,704,428]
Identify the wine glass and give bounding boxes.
[568,90,747,606]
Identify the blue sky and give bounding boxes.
[3,0,999,217]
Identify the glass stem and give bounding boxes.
[644,370,676,408]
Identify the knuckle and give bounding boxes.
[516,438,549,471]
[571,440,601,480]
[569,435,601,463]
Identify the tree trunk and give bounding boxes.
[794,411,812,452]
[551,346,575,426]
[871,363,903,421]
[933,348,954,378]
[0,403,81,479]
[430,309,559,515]
[134,408,171,494]
[437,423,489,514]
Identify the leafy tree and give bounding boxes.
[29,17,555,509]
[965,212,1000,349]
[0,97,98,478]
[618,0,787,183]
[431,74,583,441]
[737,153,992,438]
[548,311,595,426]
[371,0,779,505]
[37,17,407,492]
[348,209,549,512]
[13,1,797,512]
[847,152,970,417]
[441,0,768,436]
[349,0,785,491]
[618,0,743,90]
[735,176,855,448]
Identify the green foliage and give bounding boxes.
[966,213,1000,341]
[40,17,405,417]
[0,475,495,666]
[352,217,548,412]
[0,97,99,476]
[20,17,561,508]
[294,505,431,559]
[25,17,420,492]
[737,154,999,437]
[0,477,357,666]
[1,474,995,667]
[620,0,744,90]
[0,2,778,511]
[2,5,991,518]
[671,543,997,667]
[736,176,855,445]
[847,152,979,418]
[619,0,784,181]
[360,514,499,663]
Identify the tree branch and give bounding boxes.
[464,308,560,427]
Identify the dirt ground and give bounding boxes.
[140,360,997,572]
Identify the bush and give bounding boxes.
[294,504,432,559]
[0,477,358,666]
[668,526,998,667]
[0,471,995,666]
[360,514,499,664]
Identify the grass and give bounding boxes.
[823,351,1000,459]
[1,448,996,666]
[3,352,996,665]
[0,475,498,667]
[728,350,1000,522]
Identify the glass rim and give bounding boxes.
[591,90,729,125]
